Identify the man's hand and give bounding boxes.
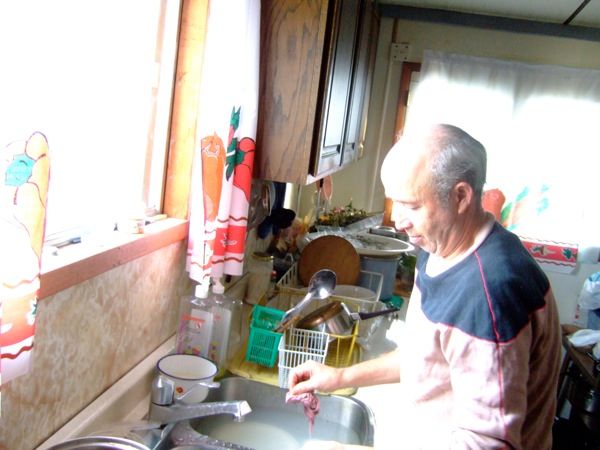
[289,360,343,395]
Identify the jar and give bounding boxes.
[245,252,274,304]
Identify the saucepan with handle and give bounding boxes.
[297,301,398,337]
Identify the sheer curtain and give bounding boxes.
[405,50,600,265]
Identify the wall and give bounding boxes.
[0,241,192,450]
[299,16,600,322]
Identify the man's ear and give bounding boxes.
[453,181,473,214]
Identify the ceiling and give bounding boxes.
[379,0,600,28]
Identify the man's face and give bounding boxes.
[388,153,457,257]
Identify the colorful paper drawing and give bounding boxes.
[1,132,50,390]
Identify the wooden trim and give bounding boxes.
[383,62,421,227]
[393,61,421,143]
[378,4,600,43]
[39,219,189,299]
[163,0,209,219]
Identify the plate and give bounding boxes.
[300,231,414,258]
[344,232,414,257]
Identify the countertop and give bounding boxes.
[39,303,409,450]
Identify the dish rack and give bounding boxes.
[272,262,383,313]
[269,262,386,342]
[245,263,386,380]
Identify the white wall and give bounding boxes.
[299,16,600,323]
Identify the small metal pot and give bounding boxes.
[297,302,352,336]
[297,301,398,336]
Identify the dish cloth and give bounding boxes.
[285,391,320,436]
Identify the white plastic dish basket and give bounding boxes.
[277,328,329,389]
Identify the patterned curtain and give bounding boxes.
[187,0,260,287]
[1,132,50,390]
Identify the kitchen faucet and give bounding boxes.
[148,374,252,425]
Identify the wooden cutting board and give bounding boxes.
[298,235,360,286]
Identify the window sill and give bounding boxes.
[39,218,189,299]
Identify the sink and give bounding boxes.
[164,376,375,449]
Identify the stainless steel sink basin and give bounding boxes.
[166,376,374,450]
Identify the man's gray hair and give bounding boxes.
[427,124,487,207]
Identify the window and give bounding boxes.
[0,0,181,240]
[398,51,600,255]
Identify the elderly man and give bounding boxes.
[289,124,561,449]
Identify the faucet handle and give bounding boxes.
[174,380,221,402]
[151,374,176,406]
[151,373,221,405]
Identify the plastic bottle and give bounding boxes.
[207,281,231,371]
[225,294,244,364]
[212,279,243,370]
[175,283,214,358]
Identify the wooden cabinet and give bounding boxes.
[343,0,378,167]
[256,0,378,185]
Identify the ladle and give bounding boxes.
[275,269,336,333]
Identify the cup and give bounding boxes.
[156,353,218,403]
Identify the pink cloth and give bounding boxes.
[286,391,320,435]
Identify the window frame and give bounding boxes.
[383,61,421,227]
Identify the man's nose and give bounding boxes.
[394,216,410,231]
[391,204,410,230]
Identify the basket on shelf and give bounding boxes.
[245,305,285,368]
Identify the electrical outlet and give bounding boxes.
[390,42,411,62]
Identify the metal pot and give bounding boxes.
[297,301,398,336]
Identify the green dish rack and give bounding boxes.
[245,305,285,368]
